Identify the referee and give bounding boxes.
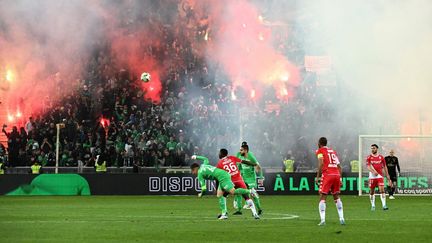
[385,149,400,199]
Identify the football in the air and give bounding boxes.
[140,72,151,82]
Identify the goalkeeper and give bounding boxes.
[190,155,255,220]
[234,142,263,215]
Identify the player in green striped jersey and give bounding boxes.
[234,143,263,215]
[190,155,258,220]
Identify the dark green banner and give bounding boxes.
[3,174,91,196]
[268,173,431,195]
[0,173,430,195]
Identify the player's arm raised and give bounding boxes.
[240,159,256,166]
[192,155,210,165]
[229,155,254,166]
[316,153,324,185]
[240,152,258,166]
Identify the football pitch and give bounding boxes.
[0,195,431,242]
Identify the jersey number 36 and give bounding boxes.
[223,163,238,174]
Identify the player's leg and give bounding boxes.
[251,188,262,213]
[227,189,259,219]
[237,183,252,211]
[241,180,261,212]
[216,188,228,219]
[378,179,388,210]
[332,194,345,225]
[224,181,250,197]
[241,182,259,218]
[389,177,397,199]
[232,187,250,195]
[318,176,329,226]
[387,184,393,198]
[392,178,397,197]
[233,195,243,212]
[233,181,247,215]
[230,181,259,218]
[248,180,262,214]
[318,194,327,226]
[332,176,345,225]
[217,191,230,219]
[234,181,249,215]
[219,174,250,196]
[378,185,388,210]
[369,179,376,211]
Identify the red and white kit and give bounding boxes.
[216,156,247,189]
[366,154,386,189]
[316,147,341,195]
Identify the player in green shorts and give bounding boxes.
[190,155,257,220]
[234,142,263,215]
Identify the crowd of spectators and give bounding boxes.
[1,1,365,172]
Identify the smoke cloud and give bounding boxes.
[0,0,167,119]
[0,0,106,115]
[206,0,300,101]
[1,0,430,167]
[298,0,432,130]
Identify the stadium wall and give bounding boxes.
[0,173,430,195]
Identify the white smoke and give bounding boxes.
[299,0,432,126]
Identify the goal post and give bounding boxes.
[358,135,432,196]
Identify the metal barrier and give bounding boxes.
[4,166,191,174]
[4,166,291,174]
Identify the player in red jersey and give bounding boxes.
[315,137,345,226]
[216,148,260,219]
[367,144,392,211]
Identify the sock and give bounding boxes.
[392,186,396,195]
[246,199,258,216]
[218,197,227,215]
[370,194,375,208]
[319,200,326,222]
[251,188,262,210]
[234,188,250,195]
[234,195,242,211]
[335,198,344,220]
[380,193,386,207]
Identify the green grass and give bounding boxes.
[0,195,431,242]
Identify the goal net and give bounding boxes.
[358,135,432,196]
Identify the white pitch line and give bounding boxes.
[0,213,301,224]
